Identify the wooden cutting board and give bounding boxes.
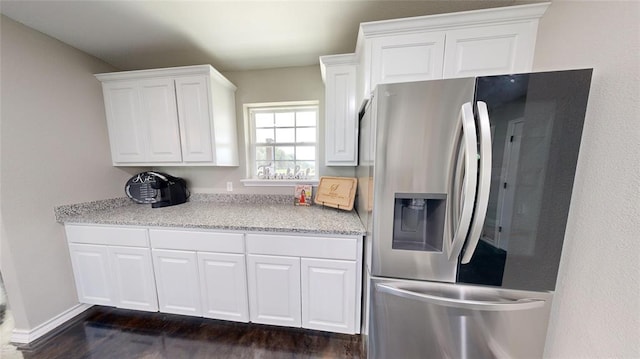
[314,176,357,211]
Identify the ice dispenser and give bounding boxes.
[392,193,446,252]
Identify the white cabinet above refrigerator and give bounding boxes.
[356,3,549,101]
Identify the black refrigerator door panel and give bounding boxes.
[458,69,593,292]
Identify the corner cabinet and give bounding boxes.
[65,225,158,312]
[95,65,239,166]
[320,54,358,166]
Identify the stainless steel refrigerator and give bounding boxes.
[355,69,592,359]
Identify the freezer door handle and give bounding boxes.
[447,102,478,260]
[461,101,493,264]
[375,283,546,311]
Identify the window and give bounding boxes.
[245,102,319,183]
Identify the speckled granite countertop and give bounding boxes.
[55,194,365,236]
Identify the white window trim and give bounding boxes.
[242,101,319,187]
[240,179,319,187]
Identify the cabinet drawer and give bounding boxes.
[65,225,148,247]
[149,229,244,253]
[246,234,358,260]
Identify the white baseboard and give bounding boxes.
[10,303,92,344]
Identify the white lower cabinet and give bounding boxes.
[198,252,249,322]
[66,225,361,335]
[66,225,158,312]
[68,243,115,306]
[109,246,158,312]
[247,254,301,327]
[301,258,356,334]
[152,249,202,316]
[148,229,249,323]
[245,233,362,334]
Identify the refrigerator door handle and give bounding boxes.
[447,102,478,260]
[375,283,546,311]
[461,101,493,264]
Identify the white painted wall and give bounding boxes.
[0,16,143,330]
[532,1,640,357]
[156,66,355,195]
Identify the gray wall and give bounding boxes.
[0,15,142,330]
[532,1,640,357]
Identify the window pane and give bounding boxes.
[296,146,316,161]
[275,146,294,160]
[255,112,274,127]
[275,128,295,143]
[255,146,274,161]
[296,128,315,143]
[275,161,296,176]
[249,104,318,180]
[296,111,316,126]
[256,128,274,143]
[298,161,315,177]
[275,112,295,127]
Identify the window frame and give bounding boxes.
[242,101,320,186]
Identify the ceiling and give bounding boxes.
[0,0,540,72]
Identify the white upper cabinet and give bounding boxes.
[96,65,239,166]
[138,78,183,163]
[355,3,550,101]
[100,81,147,163]
[175,76,214,163]
[320,54,358,166]
[442,22,538,78]
[370,32,445,86]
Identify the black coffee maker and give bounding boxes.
[125,171,189,208]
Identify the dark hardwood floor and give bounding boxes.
[17,307,364,359]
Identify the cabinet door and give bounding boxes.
[101,81,147,163]
[152,249,201,316]
[325,64,358,166]
[68,243,114,306]
[198,252,249,322]
[301,258,356,334]
[108,246,158,312]
[442,22,536,78]
[175,75,214,163]
[370,32,445,88]
[138,78,183,162]
[247,254,301,327]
